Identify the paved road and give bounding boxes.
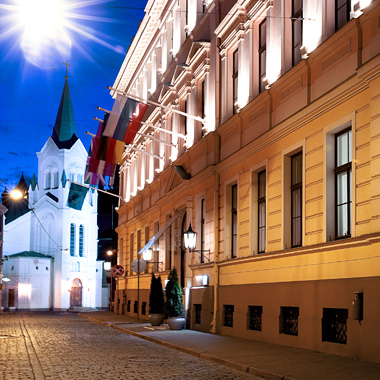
[0,312,263,380]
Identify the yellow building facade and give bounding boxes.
[112,0,380,363]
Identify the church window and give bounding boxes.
[79,225,84,257]
[44,172,51,189]
[52,170,59,189]
[70,223,76,256]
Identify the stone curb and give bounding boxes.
[79,313,290,380]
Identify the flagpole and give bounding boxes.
[67,179,123,200]
[136,131,176,147]
[141,122,186,140]
[124,146,164,160]
[107,86,205,125]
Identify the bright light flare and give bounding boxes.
[1,0,126,69]
[18,0,64,37]
[10,0,71,67]
[10,189,24,199]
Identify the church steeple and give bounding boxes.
[52,61,78,148]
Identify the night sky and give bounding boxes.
[0,0,147,195]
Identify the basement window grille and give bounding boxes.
[322,308,348,344]
[280,306,299,336]
[223,305,234,327]
[248,306,263,331]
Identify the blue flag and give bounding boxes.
[67,183,89,210]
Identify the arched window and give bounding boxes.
[44,172,51,189]
[70,223,76,256]
[75,261,80,272]
[52,170,59,189]
[79,225,84,257]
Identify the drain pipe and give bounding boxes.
[211,170,220,334]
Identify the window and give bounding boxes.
[259,19,267,93]
[130,233,134,271]
[232,49,238,114]
[291,153,302,247]
[165,215,172,270]
[70,223,76,256]
[144,226,150,273]
[336,0,351,30]
[223,305,234,327]
[44,171,51,189]
[184,99,188,136]
[201,80,205,120]
[335,128,352,239]
[231,184,238,258]
[79,225,84,257]
[200,198,206,263]
[322,308,348,344]
[258,171,266,253]
[153,222,160,273]
[280,306,299,336]
[292,0,303,66]
[52,171,59,189]
[248,306,263,331]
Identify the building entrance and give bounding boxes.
[70,278,82,307]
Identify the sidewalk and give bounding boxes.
[79,311,380,380]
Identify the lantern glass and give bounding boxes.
[142,249,153,261]
[184,223,197,250]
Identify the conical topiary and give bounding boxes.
[164,267,184,318]
[149,273,164,314]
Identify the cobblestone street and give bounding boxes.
[0,312,262,380]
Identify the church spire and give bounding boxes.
[52,61,78,146]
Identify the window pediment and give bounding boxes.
[186,41,211,67]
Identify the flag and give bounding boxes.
[103,94,148,144]
[68,182,89,210]
[85,115,124,177]
[84,133,106,186]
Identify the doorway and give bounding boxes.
[70,278,82,307]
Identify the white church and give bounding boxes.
[1,74,107,311]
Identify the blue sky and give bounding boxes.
[0,0,147,194]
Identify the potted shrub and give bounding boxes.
[149,273,165,326]
[164,267,185,330]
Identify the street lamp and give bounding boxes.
[183,222,210,262]
[10,189,25,199]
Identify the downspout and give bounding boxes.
[210,0,222,335]
[211,171,220,334]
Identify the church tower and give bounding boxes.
[1,69,104,311]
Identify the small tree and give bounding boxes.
[164,267,184,318]
[149,273,164,314]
